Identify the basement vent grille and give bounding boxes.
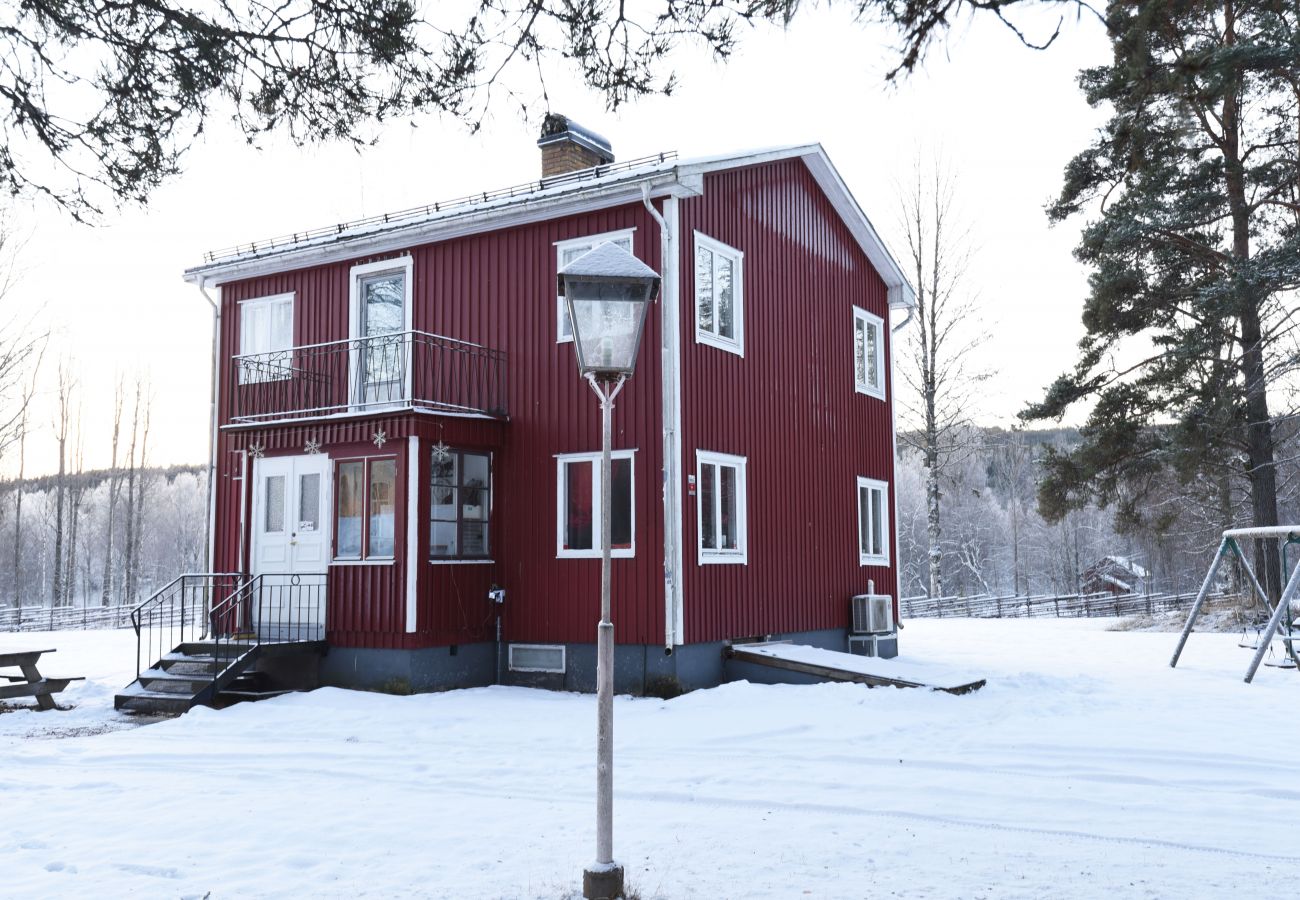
[508,644,566,674]
[851,594,894,635]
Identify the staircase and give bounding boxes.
[115,573,327,715]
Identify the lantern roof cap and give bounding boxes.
[560,240,660,281]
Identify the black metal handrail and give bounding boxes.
[207,573,327,688]
[130,573,246,679]
[230,330,507,423]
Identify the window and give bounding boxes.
[350,257,413,406]
[430,450,492,559]
[556,451,635,558]
[696,451,748,564]
[857,477,889,565]
[694,233,744,355]
[238,293,294,384]
[335,457,397,561]
[853,307,885,399]
[508,644,566,674]
[556,230,635,342]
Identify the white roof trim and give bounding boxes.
[185,144,914,307]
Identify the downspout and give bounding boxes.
[197,278,221,578]
[891,304,914,335]
[642,182,679,653]
[889,293,914,629]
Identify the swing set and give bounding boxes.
[1170,526,1300,683]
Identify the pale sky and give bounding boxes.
[9,5,1110,476]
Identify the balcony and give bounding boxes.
[229,331,507,424]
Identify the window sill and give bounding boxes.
[695,330,744,357]
[331,559,395,567]
[430,559,496,565]
[859,556,890,567]
[854,383,887,401]
[699,551,747,566]
[558,550,636,560]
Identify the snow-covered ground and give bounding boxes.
[2,619,1298,899]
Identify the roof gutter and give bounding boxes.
[185,171,694,286]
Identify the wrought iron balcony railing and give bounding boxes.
[229,330,507,423]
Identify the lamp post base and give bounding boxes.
[583,862,625,899]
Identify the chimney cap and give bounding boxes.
[537,113,614,164]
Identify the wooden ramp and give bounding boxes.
[725,642,986,695]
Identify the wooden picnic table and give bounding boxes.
[0,649,84,711]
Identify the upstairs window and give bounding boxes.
[556,230,635,343]
[853,307,885,399]
[557,450,635,558]
[697,450,748,564]
[431,449,492,560]
[238,293,294,384]
[694,233,744,355]
[335,457,397,561]
[857,477,889,565]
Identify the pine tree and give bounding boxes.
[1024,1,1300,598]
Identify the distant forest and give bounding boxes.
[2,424,1297,613]
[0,464,206,610]
[895,424,1300,600]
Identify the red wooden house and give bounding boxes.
[119,118,914,708]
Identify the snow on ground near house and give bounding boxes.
[2,620,1299,899]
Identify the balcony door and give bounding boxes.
[249,454,330,640]
[350,257,413,409]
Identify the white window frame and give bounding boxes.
[693,232,745,357]
[555,229,636,343]
[696,450,748,565]
[555,449,636,559]
[857,476,890,566]
[853,306,886,400]
[348,256,415,408]
[508,644,566,674]
[237,292,295,384]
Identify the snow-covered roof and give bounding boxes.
[183,144,915,309]
[1103,556,1148,579]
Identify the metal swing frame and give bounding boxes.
[1170,526,1300,683]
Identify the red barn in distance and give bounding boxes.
[121,116,915,706]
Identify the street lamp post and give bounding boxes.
[558,241,660,900]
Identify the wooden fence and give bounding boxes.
[0,603,137,633]
[900,590,1216,620]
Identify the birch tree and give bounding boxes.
[100,380,124,606]
[898,159,989,599]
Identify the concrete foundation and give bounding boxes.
[318,625,893,696]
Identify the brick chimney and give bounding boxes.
[537,113,614,177]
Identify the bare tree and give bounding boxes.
[988,428,1036,596]
[122,379,153,603]
[897,158,989,599]
[49,362,77,606]
[100,379,124,606]
[64,402,85,606]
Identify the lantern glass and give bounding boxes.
[566,279,653,377]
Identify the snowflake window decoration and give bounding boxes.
[372,429,388,449]
[431,440,452,464]
[248,441,265,459]
[304,437,322,455]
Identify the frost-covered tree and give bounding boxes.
[1025,1,1300,599]
[897,160,989,599]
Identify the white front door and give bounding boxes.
[250,454,331,640]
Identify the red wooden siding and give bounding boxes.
[212,204,666,650]
[209,155,900,653]
[677,160,898,642]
